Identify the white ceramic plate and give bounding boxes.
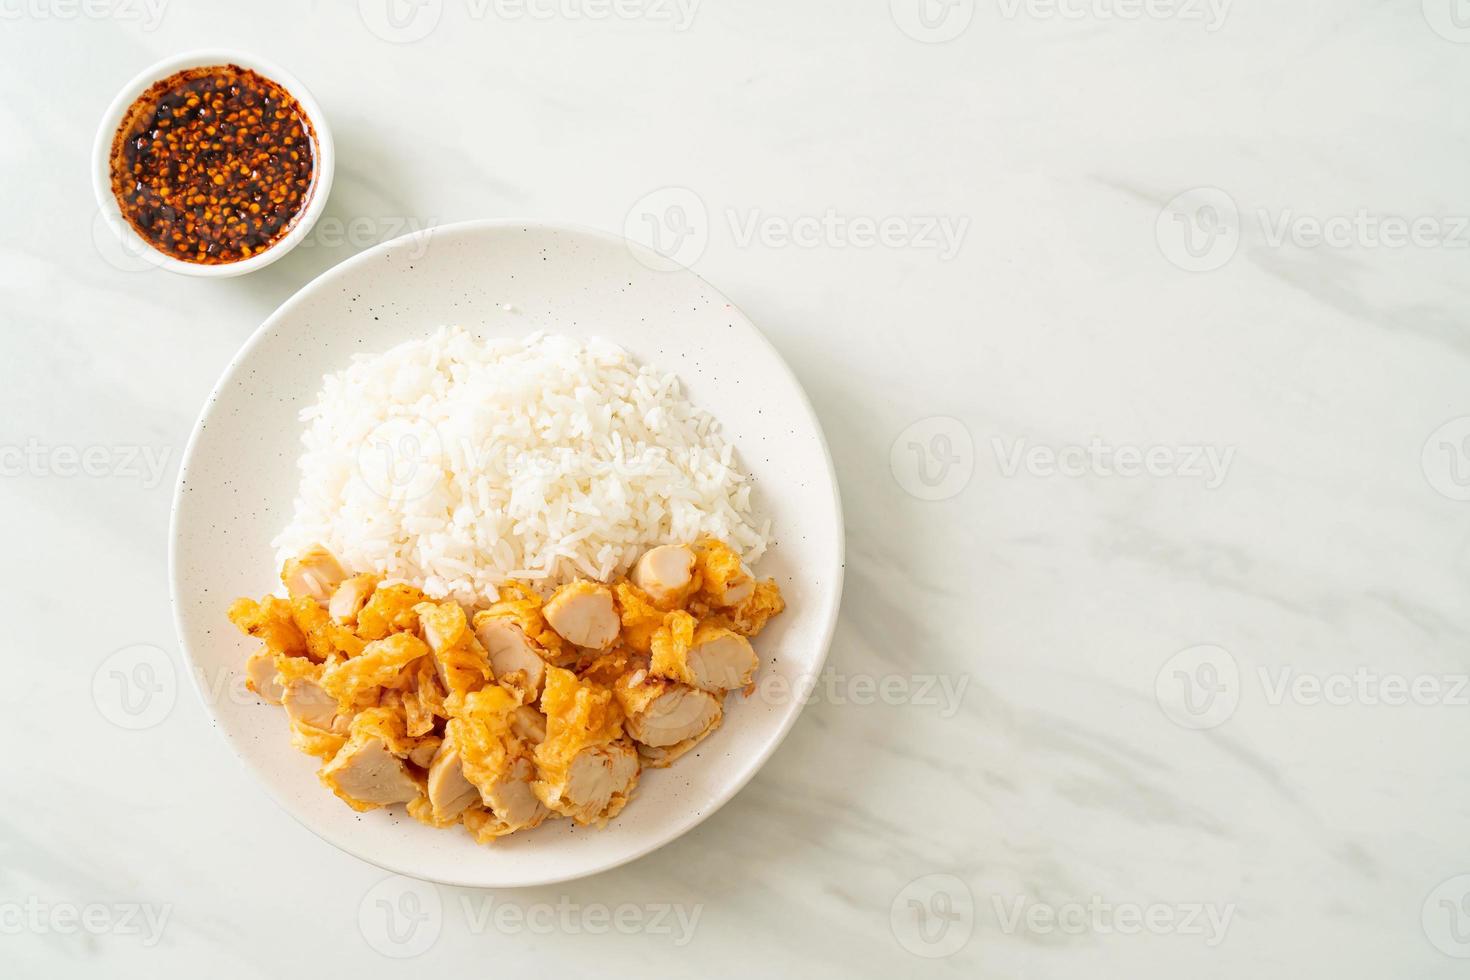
[170,220,844,886]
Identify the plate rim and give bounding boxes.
[167,217,846,887]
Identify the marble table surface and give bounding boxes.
[4,2,1469,977]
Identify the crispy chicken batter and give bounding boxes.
[317,632,428,711]
[692,537,753,607]
[400,656,445,737]
[291,596,366,660]
[719,579,786,638]
[356,582,428,641]
[228,596,307,658]
[532,665,639,826]
[612,580,666,654]
[415,600,493,712]
[481,582,572,666]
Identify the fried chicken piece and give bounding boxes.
[615,662,722,767]
[533,666,639,825]
[276,657,349,760]
[281,546,347,605]
[650,612,758,693]
[400,656,445,737]
[228,595,307,658]
[232,563,368,663]
[692,538,754,607]
[411,728,482,828]
[355,582,428,641]
[291,596,366,660]
[559,741,640,826]
[415,600,493,712]
[478,582,571,664]
[290,724,347,761]
[714,579,786,638]
[472,612,548,703]
[319,708,423,812]
[480,755,547,835]
[447,685,515,785]
[448,685,551,838]
[329,573,378,625]
[444,702,554,842]
[543,581,620,651]
[319,632,429,711]
[244,647,285,703]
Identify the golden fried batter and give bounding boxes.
[356,582,428,641]
[228,596,307,658]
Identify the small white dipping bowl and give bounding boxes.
[92,49,334,278]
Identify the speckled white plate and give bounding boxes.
[169,219,844,887]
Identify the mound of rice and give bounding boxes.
[272,327,769,605]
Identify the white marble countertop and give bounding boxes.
[5,2,1469,977]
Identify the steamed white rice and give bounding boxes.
[271,327,769,605]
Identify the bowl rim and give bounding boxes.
[92,48,335,278]
[167,218,846,886]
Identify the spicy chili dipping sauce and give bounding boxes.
[109,64,317,264]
